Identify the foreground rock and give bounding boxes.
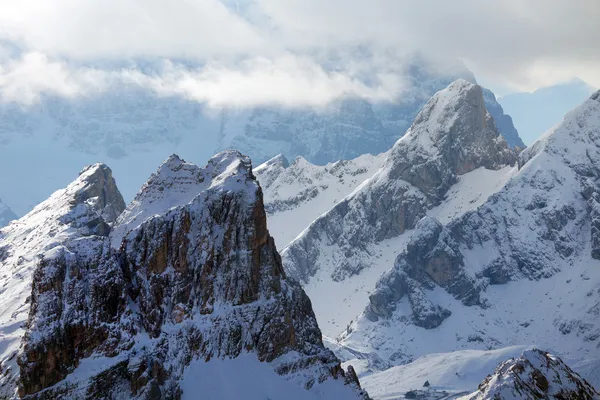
[1,152,368,399]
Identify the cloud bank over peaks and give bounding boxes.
[0,0,598,107]
[0,49,408,107]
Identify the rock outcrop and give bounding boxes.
[482,88,525,149]
[3,152,368,399]
[460,349,599,400]
[367,217,478,328]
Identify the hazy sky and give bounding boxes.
[0,0,598,106]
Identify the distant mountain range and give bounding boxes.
[0,57,523,218]
[0,78,597,399]
[499,78,596,145]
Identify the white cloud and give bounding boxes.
[135,56,405,108]
[0,52,109,104]
[0,0,268,59]
[0,0,598,106]
[0,52,406,107]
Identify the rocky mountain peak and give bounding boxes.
[253,154,291,189]
[65,162,126,233]
[205,148,254,179]
[337,85,600,372]
[9,153,368,399]
[0,162,126,397]
[270,153,291,169]
[111,150,254,248]
[386,79,517,201]
[461,349,599,399]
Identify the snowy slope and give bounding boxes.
[357,346,532,399]
[0,198,17,228]
[282,80,517,337]
[255,152,387,246]
[179,354,364,400]
[337,90,600,378]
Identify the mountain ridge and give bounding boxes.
[0,152,368,399]
[337,89,600,377]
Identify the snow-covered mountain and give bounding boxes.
[0,58,523,218]
[0,152,368,399]
[281,79,518,336]
[499,78,596,145]
[355,346,598,399]
[459,349,599,400]
[0,163,127,397]
[0,198,17,228]
[335,89,600,377]
[255,152,387,246]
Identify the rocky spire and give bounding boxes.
[385,79,517,201]
[14,152,368,399]
[0,163,126,398]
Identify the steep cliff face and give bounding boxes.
[482,88,525,149]
[0,164,126,398]
[338,91,600,371]
[460,349,599,400]
[5,152,368,399]
[281,80,517,336]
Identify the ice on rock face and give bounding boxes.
[1,151,368,399]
